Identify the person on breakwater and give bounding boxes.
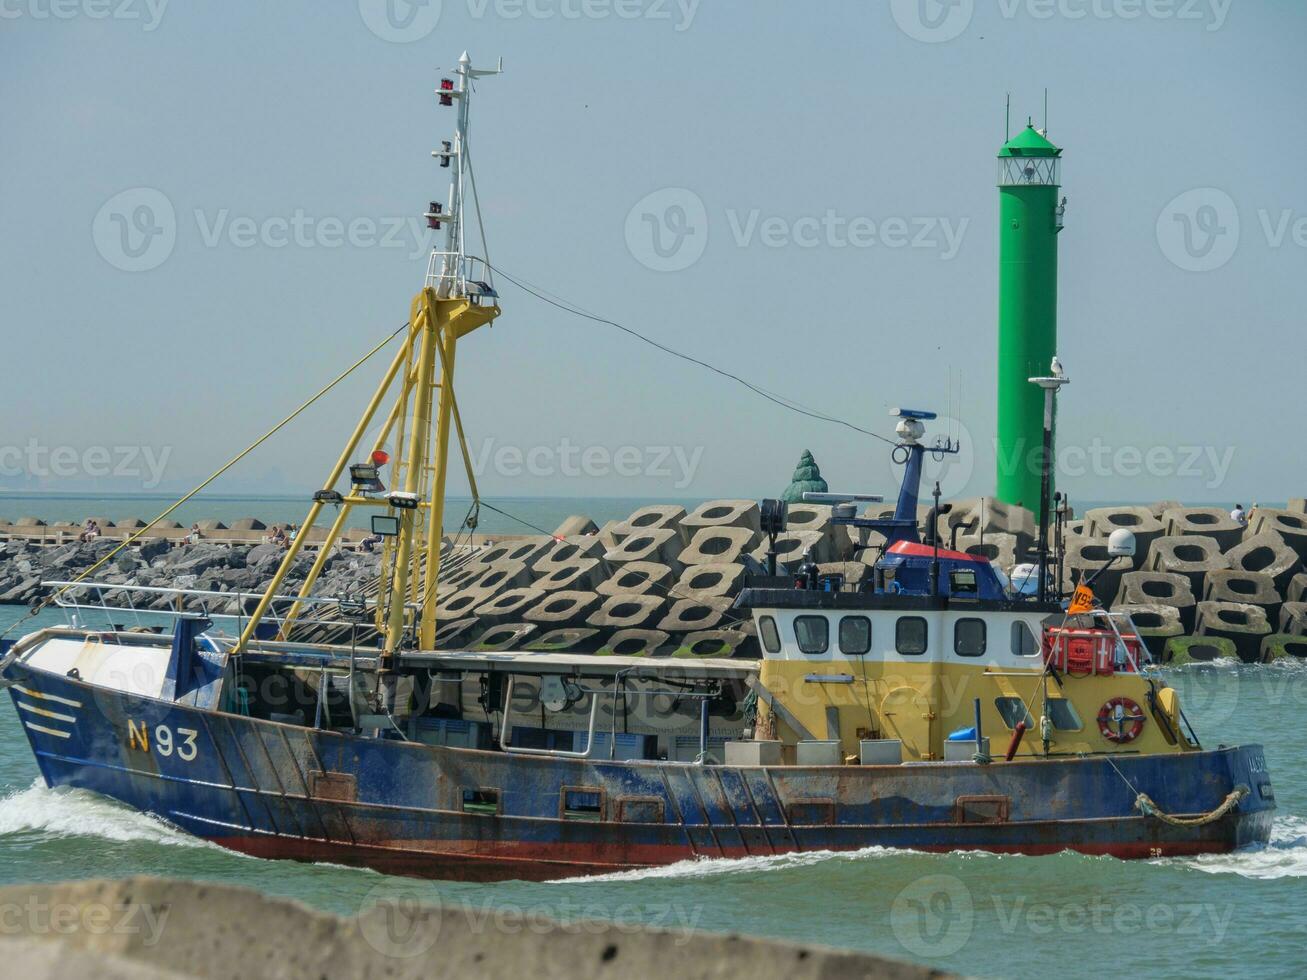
[78,520,100,543]
[1231,503,1248,527]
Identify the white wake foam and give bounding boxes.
[559,844,913,883]
[0,779,205,848]
[1170,816,1307,880]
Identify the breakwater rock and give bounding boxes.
[5,499,1306,663]
[0,536,382,613]
[0,876,944,980]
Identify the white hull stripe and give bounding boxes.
[16,701,77,724]
[13,685,83,709]
[24,722,71,739]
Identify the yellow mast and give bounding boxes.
[232,54,502,664]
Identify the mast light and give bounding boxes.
[349,463,385,494]
[438,79,455,106]
[424,201,444,230]
[388,492,420,511]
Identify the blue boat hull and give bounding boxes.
[5,663,1275,881]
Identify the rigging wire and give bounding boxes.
[486,264,898,448]
[0,321,412,642]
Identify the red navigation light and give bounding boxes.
[424,201,443,230]
[439,79,454,106]
[371,450,390,467]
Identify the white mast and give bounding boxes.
[429,52,502,298]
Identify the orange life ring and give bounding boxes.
[1097,696,1146,743]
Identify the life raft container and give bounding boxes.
[1043,627,1145,676]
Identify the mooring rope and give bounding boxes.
[1098,751,1247,827]
[1134,785,1249,828]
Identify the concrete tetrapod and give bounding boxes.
[1147,536,1231,595]
[680,499,761,531]
[1278,602,1307,636]
[523,590,603,627]
[1262,634,1307,662]
[552,515,599,537]
[1164,635,1238,665]
[595,629,672,657]
[602,527,685,568]
[657,595,735,633]
[1289,573,1307,604]
[587,593,668,630]
[674,562,746,599]
[1111,603,1185,660]
[471,623,538,652]
[1249,508,1307,561]
[673,629,752,658]
[525,627,602,653]
[609,504,687,544]
[1113,572,1197,632]
[1225,533,1302,592]
[1161,507,1244,551]
[680,526,760,566]
[533,558,605,592]
[472,587,548,626]
[596,561,673,597]
[1195,601,1273,663]
[1202,571,1282,626]
[751,530,831,567]
[939,498,1037,552]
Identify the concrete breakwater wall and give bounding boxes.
[3,499,1307,663]
[0,877,941,980]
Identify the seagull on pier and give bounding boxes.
[1050,356,1065,379]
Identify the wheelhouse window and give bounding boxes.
[794,616,830,655]
[759,615,782,654]
[1047,699,1083,731]
[950,570,978,595]
[839,616,872,656]
[1011,621,1040,657]
[995,697,1034,730]
[895,617,928,656]
[954,618,987,657]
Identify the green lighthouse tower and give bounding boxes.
[996,121,1066,512]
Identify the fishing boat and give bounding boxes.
[0,58,1273,881]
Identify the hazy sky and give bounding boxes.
[2,0,1303,507]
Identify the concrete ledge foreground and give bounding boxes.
[0,877,952,980]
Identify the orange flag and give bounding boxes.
[1068,584,1096,614]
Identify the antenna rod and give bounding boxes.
[1044,88,1048,134]
[1006,93,1011,141]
